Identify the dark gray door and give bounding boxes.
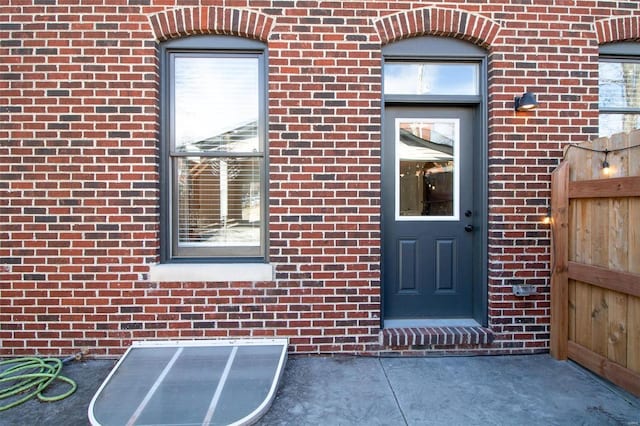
[383,106,477,320]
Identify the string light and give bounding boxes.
[564,142,640,158]
[549,140,640,224]
[563,142,640,176]
[601,150,610,175]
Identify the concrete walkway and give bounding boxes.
[261,354,640,425]
[1,354,638,425]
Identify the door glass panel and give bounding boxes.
[384,62,479,96]
[395,118,459,220]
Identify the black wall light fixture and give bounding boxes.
[515,92,539,111]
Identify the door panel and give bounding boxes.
[435,238,456,293]
[398,239,418,293]
[383,106,476,320]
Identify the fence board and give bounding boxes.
[589,213,608,358]
[629,130,640,373]
[570,143,594,354]
[550,162,569,360]
[629,301,640,373]
[568,341,640,397]
[574,282,592,349]
[568,262,640,297]
[568,177,640,198]
[606,291,627,365]
[607,133,630,369]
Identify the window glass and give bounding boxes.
[396,118,459,220]
[599,54,640,138]
[599,113,640,137]
[384,62,479,96]
[176,157,261,248]
[174,56,260,153]
[599,61,640,109]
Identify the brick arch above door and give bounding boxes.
[148,7,274,42]
[373,7,501,49]
[595,15,640,44]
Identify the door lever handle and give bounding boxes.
[464,224,474,232]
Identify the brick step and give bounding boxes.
[380,326,495,347]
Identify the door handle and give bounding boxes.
[464,224,474,232]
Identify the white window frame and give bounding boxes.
[394,117,460,221]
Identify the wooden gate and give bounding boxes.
[550,131,640,397]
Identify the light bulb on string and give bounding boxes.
[602,150,610,175]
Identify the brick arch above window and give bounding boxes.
[373,7,501,49]
[595,15,640,45]
[148,7,274,42]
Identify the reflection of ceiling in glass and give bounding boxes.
[398,127,453,161]
[186,120,258,153]
[384,62,479,96]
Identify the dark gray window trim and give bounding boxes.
[382,37,486,105]
[159,35,269,264]
[600,41,640,57]
[381,36,489,327]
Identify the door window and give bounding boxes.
[395,118,460,221]
[384,62,479,96]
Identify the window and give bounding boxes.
[394,118,460,221]
[160,36,267,262]
[384,62,479,96]
[599,43,640,138]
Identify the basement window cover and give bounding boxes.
[88,339,287,426]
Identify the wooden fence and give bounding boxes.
[550,130,640,397]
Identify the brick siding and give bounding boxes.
[1,1,639,357]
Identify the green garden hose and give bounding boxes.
[0,357,77,411]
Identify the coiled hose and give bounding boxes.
[0,356,78,411]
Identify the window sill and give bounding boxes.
[148,263,274,282]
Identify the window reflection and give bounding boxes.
[384,62,479,96]
[599,58,640,137]
[177,156,261,247]
[599,113,640,138]
[400,160,454,216]
[397,119,458,219]
[174,56,259,152]
[599,61,640,108]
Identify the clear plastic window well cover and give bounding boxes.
[88,339,288,426]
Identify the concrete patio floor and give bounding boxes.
[1,353,638,425]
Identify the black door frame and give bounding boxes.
[381,37,488,327]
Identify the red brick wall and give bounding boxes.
[2,1,639,357]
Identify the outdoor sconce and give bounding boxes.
[514,92,539,111]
